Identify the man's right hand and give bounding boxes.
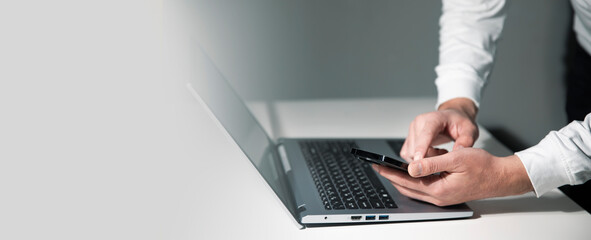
[400,98,479,162]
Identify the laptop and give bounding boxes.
[186,45,473,227]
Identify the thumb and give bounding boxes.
[408,154,456,177]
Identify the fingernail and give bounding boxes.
[413,152,423,161]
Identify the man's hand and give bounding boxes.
[374,148,534,206]
[401,98,479,162]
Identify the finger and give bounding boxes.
[413,121,444,161]
[452,122,478,150]
[401,139,421,162]
[453,135,476,150]
[401,122,416,161]
[375,165,455,206]
[424,147,448,158]
[408,153,457,177]
[431,134,454,146]
[400,138,410,161]
[373,164,439,192]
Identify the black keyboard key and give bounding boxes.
[385,202,398,208]
[346,201,359,209]
[368,192,379,199]
[358,200,372,209]
[383,197,397,208]
[327,190,337,198]
[311,146,317,154]
[382,197,394,203]
[370,199,385,209]
[333,203,345,209]
[358,176,368,182]
[340,191,351,199]
[355,192,366,199]
[346,178,357,184]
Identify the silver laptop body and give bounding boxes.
[186,45,473,227]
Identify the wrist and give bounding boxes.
[438,98,478,121]
[497,155,534,197]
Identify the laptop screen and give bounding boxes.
[184,43,296,214]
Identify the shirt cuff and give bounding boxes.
[515,132,573,197]
[434,65,484,109]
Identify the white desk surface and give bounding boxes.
[3,85,591,239]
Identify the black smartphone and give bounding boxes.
[350,148,409,173]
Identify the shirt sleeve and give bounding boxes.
[435,0,507,109]
[515,113,591,197]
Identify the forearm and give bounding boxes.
[436,0,507,108]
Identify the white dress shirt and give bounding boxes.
[573,0,591,55]
[516,114,591,197]
[436,0,591,196]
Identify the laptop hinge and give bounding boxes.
[277,144,292,174]
[276,143,306,229]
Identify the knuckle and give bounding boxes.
[414,113,426,122]
[400,144,409,157]
[430,111,444,120]
[415,112,436,123]
[424,159,438,173]
[450,155,461,167]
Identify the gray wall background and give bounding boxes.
[191,0,572,151]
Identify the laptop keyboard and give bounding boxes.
[300,140,398,210]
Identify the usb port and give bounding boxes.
[379,215,389,220]
[365,215,376,220]
[351,216,362,220]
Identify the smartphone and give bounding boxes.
[350,148,409,173]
